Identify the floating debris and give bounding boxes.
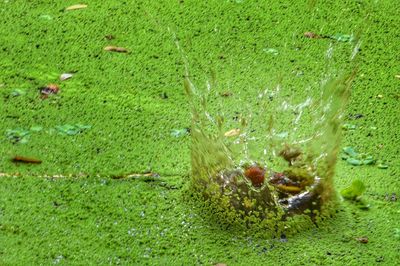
[60,73,73,81]
[355,237,368,244]
[224,128,240,137]
[12,156,42,164]
[65,4,87,11]
[39,84,59,98]
[104,46,128,53]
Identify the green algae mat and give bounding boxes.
[1,1,399,265]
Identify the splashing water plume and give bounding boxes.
[174,28,360,234]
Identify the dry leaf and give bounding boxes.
[104,46,128,53]
[12,156,42,164]
[65,4,87,11]
[224,128,240,137]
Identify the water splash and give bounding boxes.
[176,29,359,231]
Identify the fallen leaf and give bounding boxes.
[65,4,87,11]
[60,73,73,81]
[224,128,240,137]
[355,237,368,244]
[104,46,128,53]
[12,156,42,164]
[395,74,400,79]
[304,32,321,38]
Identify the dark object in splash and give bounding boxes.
[244,165,265,187]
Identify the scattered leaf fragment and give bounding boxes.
[105,35,115,40]
[55,124,91,135]
[342,123,356,130]
[341,179,366,200]
[39,84,59,98]
[263,48,278,55]
[355,237,368,244]
[60,73,73,81]
[39,14,52,20]
[304,31,321,39]
[104,46,128,53]
[29,126,43,132]
[11,89,26,97]
[377,161,389,169]
[5,129,30,144]
[12,156,42,164]
[171,128,190,137]
[329,33,354,42]
[346,157,362,166]
[342,146,358,157]
[224,128,240,137]
[65,4,87,11]
[219,91,233,97]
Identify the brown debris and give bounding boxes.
[355,237,368,244]
[304,32,321,39]
[39,84,60,98]
[104,46,128,53]
[12,156,42,164]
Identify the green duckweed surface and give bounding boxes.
[1,0,399,265]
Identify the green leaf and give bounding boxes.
[346,157,362,166]
[377,163,389,169]
[341,179,366,200]
[362,156,375,165]
[330,34,354,42]
[343,146,358,157]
